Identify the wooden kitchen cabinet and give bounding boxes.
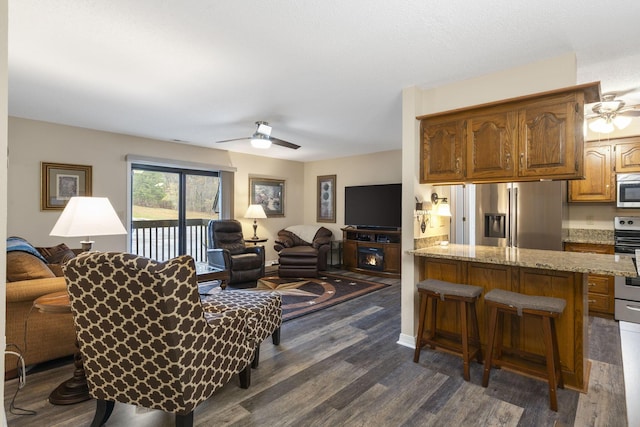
[518,93,583,178]
[418,82,599,184]
[421,117,465,182]
[568,141,615,202]
[563,242,614,317]
[615,136,640,173]
[465,110,517,181]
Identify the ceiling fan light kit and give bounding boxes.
[250,133,272,149]
[587,92,639,134]
[216,120,301,150]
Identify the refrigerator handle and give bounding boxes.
[513,187,518,247]
[507,188,512,247]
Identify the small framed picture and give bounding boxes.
[317,174,336,223]
[41,162,92,210]
[249,177,285,217]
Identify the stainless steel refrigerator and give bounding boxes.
[474,181,567,250]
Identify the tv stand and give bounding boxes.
[342,227,401,278]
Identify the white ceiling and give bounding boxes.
[8,1,640,162]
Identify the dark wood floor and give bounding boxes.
[4,270,628,426]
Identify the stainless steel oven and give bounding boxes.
[614,216,640,323]
[617,174,640,208]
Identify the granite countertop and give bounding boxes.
[563,228,614,246]
[409,244,637,277]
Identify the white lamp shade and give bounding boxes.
[244,204,267,219]
[614,115,632,130]
[50,197,127,237]
[435,201,452,217]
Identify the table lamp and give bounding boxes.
[50,196,127,251]
[244,204,267,239]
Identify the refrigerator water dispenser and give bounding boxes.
[485,214,506,238]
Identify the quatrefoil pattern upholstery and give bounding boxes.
[63,252,254,416]
[201,290,282,346]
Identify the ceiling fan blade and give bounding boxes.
[270,137,301,150]
[620,110,640,117]
[215,137,250,143]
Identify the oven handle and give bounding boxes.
[626,304,640,312]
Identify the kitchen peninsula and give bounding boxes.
[410,244,637,391]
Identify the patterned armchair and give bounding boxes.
[63,252,254,427]
[207,219,265,287]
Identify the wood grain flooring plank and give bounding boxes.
[4,270,630,427]
[574,359,627,427]
[421,381,524,427]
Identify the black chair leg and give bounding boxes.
[90,399,115,427]
[272,327,281,345]
[239,364,251,389]
[176,411,194,427]
[251,346,260,369]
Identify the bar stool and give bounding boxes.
[413,279,483,381]
[481,289,565,412]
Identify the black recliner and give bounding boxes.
[207,219,265,287]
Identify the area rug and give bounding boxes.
[255,273,390,321]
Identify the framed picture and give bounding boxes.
[249,177,285,217]
[41,162,92,210]
[317,174,336,223]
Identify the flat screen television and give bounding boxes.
[344,183,402,230]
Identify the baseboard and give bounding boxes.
[397,333,415,349]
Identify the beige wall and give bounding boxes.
[7,117,402,267]
[7,117,306,265]
[303,150,402,239]
[399,53,578,347]
[1,0,8,414]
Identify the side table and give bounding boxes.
[33,291,90,405]
[245,238,268,246]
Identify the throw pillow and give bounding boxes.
[6,251,56,282]
[36,243,77,265]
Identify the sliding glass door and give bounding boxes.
[130,164,220,262]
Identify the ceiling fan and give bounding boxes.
[586,92,640,134]
[215,121,300,150]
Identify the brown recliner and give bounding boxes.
[274,226,333,277]
[207,219,265,287]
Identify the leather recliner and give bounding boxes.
[274,226,333,278]
[207,219,265,287]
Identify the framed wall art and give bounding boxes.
[41,162,92,210]
[317,174,336,223]
[249,177,285,217]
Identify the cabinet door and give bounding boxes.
[383,245,400,273]
[518,93,583,178]
[615,139,640,173]
[420,118,464,183]
[465,110,517,181]
[568,143,614,202]
[343,240,357,269]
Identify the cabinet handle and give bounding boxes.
[588,299,596,304]
[505,153,511,169]
[588,282,596,287]
[519,153,524,169]
[455,158,461,174]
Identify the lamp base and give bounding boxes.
[80,241,94,252]
[252,221,259,240]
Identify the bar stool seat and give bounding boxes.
[482,288,566,411]
[413,279,483,381]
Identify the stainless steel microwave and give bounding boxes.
[617,174,640,208]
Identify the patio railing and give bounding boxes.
[131,218,210,262]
